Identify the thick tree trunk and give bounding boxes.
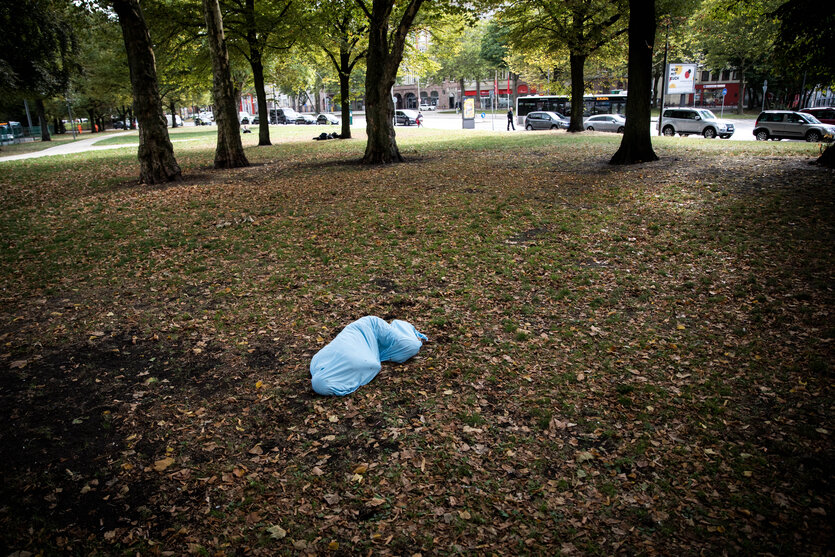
[817,144,835,168]
[112,0,182,184]
[203,0,249,168]
[610,0,658,165]
[250,52,271,146]
[36,98,51,141]
[362,0,425,164]
[363,65,401,163]
[339,47,352,139]
[244,0,270,146]
[568,52,587,132]
[88,109,97,132]
[363,0,399,163]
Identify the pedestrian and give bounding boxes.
[507,107,516,131]
[416,111,423,127]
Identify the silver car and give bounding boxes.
[584,114,626,133]
[753,110,835,142]
[660,107,734,139]
[524,111,568,130]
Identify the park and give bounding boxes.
[2,0,835,553]
[0,124,832,554]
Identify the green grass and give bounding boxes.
[0,128,831,556]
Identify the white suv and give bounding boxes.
[660,107,734,139]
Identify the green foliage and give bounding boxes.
[772,0,835,89]
[0,0,79,98]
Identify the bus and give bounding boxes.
[516,93,628,123]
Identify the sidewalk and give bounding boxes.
[0,132,133,163]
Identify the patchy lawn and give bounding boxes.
[0,128,832,555]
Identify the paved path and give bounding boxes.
[0,132,134,163]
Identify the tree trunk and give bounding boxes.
[244,0,270,146]
[250,50,271,146]
[475,79,481,109]
[610,0,658,165]
[169,100,177,128]
[112,0,182,184]
[737,68,746,115]
[202,0,249,168]
[88,109,97,132]
[361,0,425,164]
[363,60,401,163]
[817,144,835,168]
[339,47,352,139]
[458,77,465,109]
[36,98,51,141]
[568,52,587,132]
[510,73,518,111]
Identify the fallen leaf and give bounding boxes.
[153,457,175,472]
[367,497,385,507]
[267,525,286,539]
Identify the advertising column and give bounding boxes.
[462,97,475,129]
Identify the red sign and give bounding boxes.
[517,85,529,94]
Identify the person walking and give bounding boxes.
[507,107,516,131]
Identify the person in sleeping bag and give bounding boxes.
[310,316,428,396]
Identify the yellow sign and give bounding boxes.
[463,98,475,119]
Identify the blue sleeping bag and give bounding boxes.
[310,316,428,396]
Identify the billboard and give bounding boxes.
[667,63,697,95]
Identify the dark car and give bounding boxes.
[295,114,316,125]
[317,113,340,125]
[753,110,835,142]
[800,107,835,125]
[524,111,568,130]
[112,120,127,129]
[273,108,300,124]
[395,110,419,125]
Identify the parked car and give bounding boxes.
[316,113,340,125]
[753,110,835,142]
[799,106,835,125]
[524,111,569,130]
[112,120,127,129]
[395,109,420,125]
[198,111,214,122]
[659,107,734,139]
[419,103,435,111]
[165,114,184,127]
[583,114,627,133]
[273,108,299,124]
[295,114,317,125]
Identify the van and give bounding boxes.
[165,114,184,127]
[660,107,734,139]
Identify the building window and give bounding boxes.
[702,70,711,82]
[722,70,731,81]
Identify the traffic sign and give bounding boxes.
[721,88,727,96]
